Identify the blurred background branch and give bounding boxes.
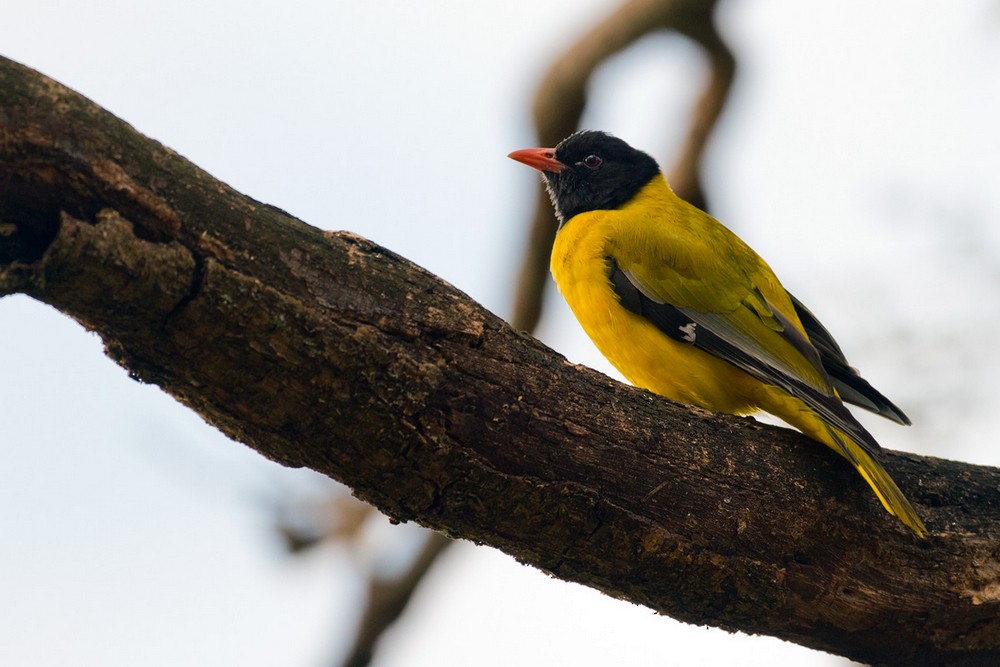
[289,3,737,666]
[513,0,733,334]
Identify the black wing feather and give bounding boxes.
[787,293,910,425]
[607,257,884,461]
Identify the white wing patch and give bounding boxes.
[678,322,697,342]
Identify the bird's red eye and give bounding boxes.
[581,154,603,169]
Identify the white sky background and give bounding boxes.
[1,1,998,666]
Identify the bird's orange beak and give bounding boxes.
[507,147,565,173]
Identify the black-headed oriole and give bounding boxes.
[509,130,925,536]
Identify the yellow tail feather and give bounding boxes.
[757,391,927,536]
[830,427,927,537]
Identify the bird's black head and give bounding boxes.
[508,131,661,227]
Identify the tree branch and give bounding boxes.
[1,56,999,667]
[341,532,453,667]
[347,2,740,656]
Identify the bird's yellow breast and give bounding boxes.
[549,177,764,415]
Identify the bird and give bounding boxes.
[508,130,926,537]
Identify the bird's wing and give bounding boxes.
[787,293,911,425]
[608,254,884,460]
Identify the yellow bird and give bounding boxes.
[509,130,925,537]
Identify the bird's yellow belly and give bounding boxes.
[552,252,760,416]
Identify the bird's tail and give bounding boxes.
[827,426,927,537]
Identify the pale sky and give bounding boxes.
[2,2,999,666]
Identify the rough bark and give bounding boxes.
[1,56,999,667]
